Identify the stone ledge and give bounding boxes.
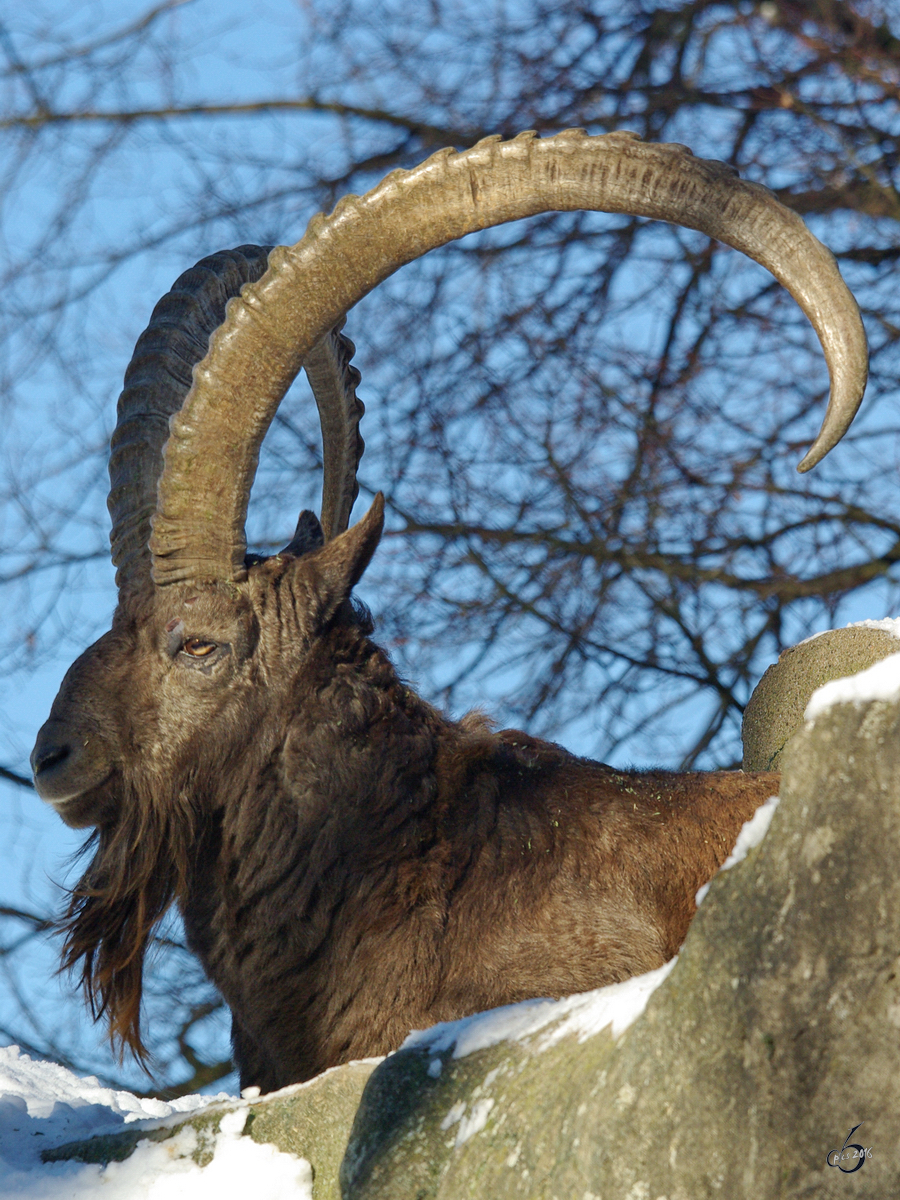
[42,1057,379,1200]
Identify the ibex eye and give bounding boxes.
[182,638,218,658]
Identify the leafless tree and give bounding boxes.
[1,0,898,1094]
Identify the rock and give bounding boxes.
[43,1057,379,1200]
[741,623,900,770]
[342,681,900,1198]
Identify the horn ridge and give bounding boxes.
[304,320,365,542]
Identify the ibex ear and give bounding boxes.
[299,493,385,627]
[280,510,324,558]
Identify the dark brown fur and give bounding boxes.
[35,501,778,1089]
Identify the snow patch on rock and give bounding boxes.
[404,958,677,1063]
[0,1045,313,1199]
[805,651,900,720]
[797,616,900,647]
[695,793,780,905]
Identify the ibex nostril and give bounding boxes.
[33,744,71,777]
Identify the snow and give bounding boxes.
[440,1096,496,1147]
[403,958,678,1065]
[447,1097,494,1147]
[848,617,900,638]
[695,793,780,905]
[805,650,900,720]
[0,1045,313,1199]
[797,616,900,646]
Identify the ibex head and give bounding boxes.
[30,131,867,1060]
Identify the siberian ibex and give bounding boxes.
[31,132,867,1091]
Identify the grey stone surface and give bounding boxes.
[43,1057,378,1200]
[741,625,900,770]
[342,687,900,1199]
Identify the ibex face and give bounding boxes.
[32,591,262,831]
[29,132,868,1077]
[33,498,384,830]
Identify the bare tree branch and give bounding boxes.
[2,0,899,1094]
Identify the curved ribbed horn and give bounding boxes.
[302,318,365,541]
[150,129,868,587]
[108,247,366,592]
[109,245,273,593]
